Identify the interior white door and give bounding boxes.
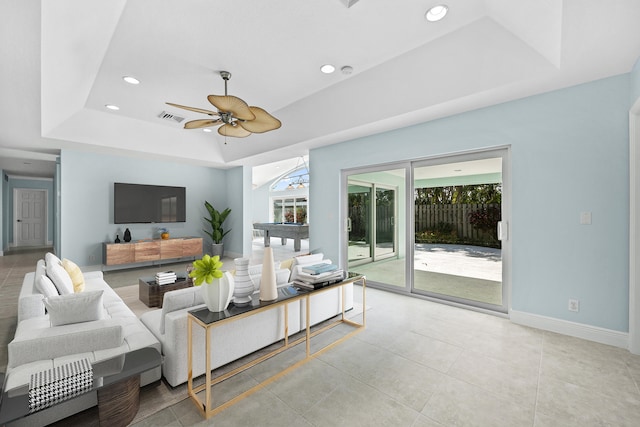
[15,189,46,247]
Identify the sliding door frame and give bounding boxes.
[341,146,512,315]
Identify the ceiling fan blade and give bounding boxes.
[207,95,256,121]
[238,107,282,133]
[166,102,219,116]
[184,118,222,129]
[218,123,251,138]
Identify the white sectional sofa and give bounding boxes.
[4,254,161,427]
[140,254,353,387]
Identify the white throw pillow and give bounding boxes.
[44,290,104,326]
[45,252,62,267]
[35,274,59,298]
[291,253,324,267]
[32,259,47,293]
[46,260,74,295]
[290,253,325,282]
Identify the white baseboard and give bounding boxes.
[510,310,629,349]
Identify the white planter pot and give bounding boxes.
[200,271,235,312]
[233,258,254,306]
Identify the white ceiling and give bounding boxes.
[1,0,640,186]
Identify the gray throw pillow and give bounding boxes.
[44,290,104,326]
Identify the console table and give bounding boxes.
[253,222,309,252]
[0,347,161,427]
[187,273,365,419]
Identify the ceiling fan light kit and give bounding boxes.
[167,71,281,139]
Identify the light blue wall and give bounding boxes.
[60,149,239,267]
[223,165,249,258]
[1,170,4,252]
[3,176,54,246]
[632,57,640,103]
[252,183,271,223]
[311,73,631,332]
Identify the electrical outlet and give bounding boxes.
[568,299,580,312]
[89,255,96,262]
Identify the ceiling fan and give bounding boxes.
[166,71,281,138]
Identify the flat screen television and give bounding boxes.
[114,183,186,224]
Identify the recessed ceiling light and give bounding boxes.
[426,4,448,22]
[123,76,140,85]
[320,64,336,74]
[203,128,212,133]
[341,66,354,75]
[105,104,120,110]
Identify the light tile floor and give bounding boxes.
[3,243,640,426]
[132,283,640,427]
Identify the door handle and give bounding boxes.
[16,219,22,222]
[497,221,508,241]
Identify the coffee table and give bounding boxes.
[139,274,192,308]
[0,347,161,427]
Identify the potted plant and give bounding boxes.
[203,200,231,258]
[189,254,234,312]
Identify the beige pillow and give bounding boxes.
[44,290,104,326]
[62,258,85,293]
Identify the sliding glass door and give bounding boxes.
[342,148,509,313]
[346,168,405,289]
[412,152,507,312]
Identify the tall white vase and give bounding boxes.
[201,271,235,312]
[260,247,278,301]
[233,258,254,306]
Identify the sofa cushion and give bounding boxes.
[46,255,74,295]
[44,290,104,326]
[36,274,59,298]
[160,287,204,334]
[62,258,86,293]
[8,318,123,368]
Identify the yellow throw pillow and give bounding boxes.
[279,258,295,271]
[62,258,85,293]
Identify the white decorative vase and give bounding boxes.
[201,271,235,312]
[259,247,278,301]
[233,258,254,306]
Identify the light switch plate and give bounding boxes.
[580,211,592,225]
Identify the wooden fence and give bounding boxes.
[415,203,500,241]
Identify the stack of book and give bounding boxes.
[155,271,177,285]
[293,262,345,290]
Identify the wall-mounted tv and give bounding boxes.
[114,183,186,224]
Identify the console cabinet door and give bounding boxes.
[161,238,183,259]
[104,243,134,265]
[134,241,161,262]
[183,238,203,257]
